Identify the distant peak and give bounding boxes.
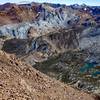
[18,1,31,4]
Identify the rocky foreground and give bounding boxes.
[0,50,98,100]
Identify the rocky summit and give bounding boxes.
[0,1,100,100]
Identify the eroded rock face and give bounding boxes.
[0,11,77,39]
[1,28,82,57]
[0,2,94,39]
[0,3,99,54]
[1,26,100,66]
[0,23,30,39]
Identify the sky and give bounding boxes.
[0,0,100,6]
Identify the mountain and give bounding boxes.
[0,2,100,99]
[0,2,99,54]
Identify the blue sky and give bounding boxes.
[0,0,100,6]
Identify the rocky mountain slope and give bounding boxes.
[0,50,97,100]
[0,2,99,54]
[0,2,100,99]
[0,2,96,38]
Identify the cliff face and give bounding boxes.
[0,9,77,39]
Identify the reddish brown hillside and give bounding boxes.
[0,3,37,25]
[0,50,96,100]
[0,3,94,26]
